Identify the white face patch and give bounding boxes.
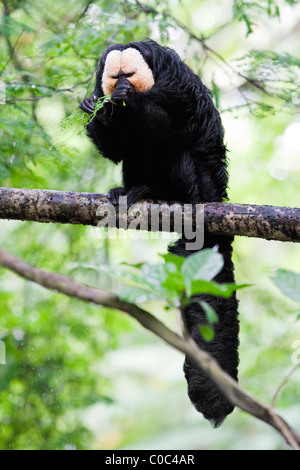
[102,47,155,96]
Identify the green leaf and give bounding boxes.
[198,325,215,342]
[160,253,185,271]
[162,271,186,293]
[181,249,224,294]
[140,263,167,290]
[96,264,163,295]
[197,300,218,324]
[190,280,248,298]
[118,285,160,303]
[271,269,300,303]
[121,261,145,269]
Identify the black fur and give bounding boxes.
[80,40,239,427]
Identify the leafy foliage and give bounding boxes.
[59,94,112,137]
[233,50,300,113]
[232,0,280,35]
[106,249,247,341]
[0,0,299,451]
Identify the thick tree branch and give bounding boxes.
[0,246,299,449]
[0,187,299,243]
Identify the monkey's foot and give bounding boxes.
[126,185,154,207]
[108,187,127,205]
[108,185,156,207]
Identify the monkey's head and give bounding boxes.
[101,46,155,97]
[95,40,187,104]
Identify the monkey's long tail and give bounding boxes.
[168,234,239,427]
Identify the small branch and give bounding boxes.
[4,94,67,103]
[77,0,94,21]
[0,246,299,448]
[0,188,299,243]
[271,363,300,409]
[134,1,298,107]
[3,74,95,103]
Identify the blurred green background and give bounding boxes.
[0,0,299,450]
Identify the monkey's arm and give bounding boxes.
[118,86,179,140]
[80,92,124,164]
[168,151,201,203]
[86,116,124,164]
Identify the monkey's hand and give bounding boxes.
[80,93,110,125]
[111,80,135,106]
[80,94,97,114]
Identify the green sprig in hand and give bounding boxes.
[59,94,112,136]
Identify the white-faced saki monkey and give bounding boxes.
[80,40,239,427]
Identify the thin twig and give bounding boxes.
[134,1,297,105]
[271,363,300,409]
[3,74,95,103]
[77,0,94,21]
